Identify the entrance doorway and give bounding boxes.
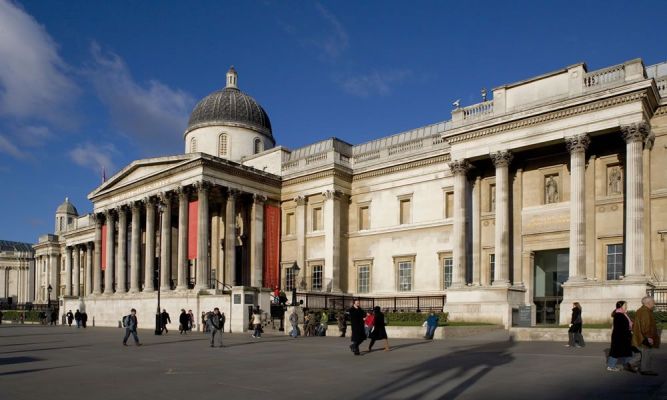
[533,249,569,325]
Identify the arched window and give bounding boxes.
[254,137,262,154]
[190,137,197,153]
[219,133,228,156]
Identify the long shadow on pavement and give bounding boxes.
[0,344,92,355]
[0,365,73,377]
[356,339,515,400]
[0,356,43,366]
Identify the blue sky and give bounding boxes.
[1,0,666,243]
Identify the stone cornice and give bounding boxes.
[446,91,648,145]
[353,154,450,182]
[283,168,353,187]
[654,106,667,116]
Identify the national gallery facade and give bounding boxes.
[28,59,666,328]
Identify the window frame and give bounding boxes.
[393,255,416,292]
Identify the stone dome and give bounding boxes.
[56,197,78,215]
[185,67,272,138]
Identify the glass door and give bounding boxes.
[533,249,569,325]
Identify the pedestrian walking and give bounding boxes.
[337,311,347,337]
[208,307,224,347]
[348,300,366,355]
[251,308,262,338]
[81,312,88,328]
[187,310,195,332]
[632,296,660,375]
[368,307,390,352]
[66,310,74,327]
[179,309,188,334]
[289,309,300,338]
[320,310,328,336]
[122,309,141,346]
[160,309,171,334]
[202,312,208,333]
[424,312,439,340]
[607,300,636,372]
[364,311,375,338]
[74,310,82,328]
[566,302,585,348]
[220,312,226,332]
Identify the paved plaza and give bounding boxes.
[0,325,665,400]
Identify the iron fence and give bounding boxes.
[647,287,667,311]
[293,292,445,313]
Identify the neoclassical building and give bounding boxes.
[33,59,667,328]
[0,240,35,306]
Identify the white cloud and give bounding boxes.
[313,3,349,60]
[0,133,28,159]
[69,142,117,176]
[0,0,79,127]
[341,69,413,97]
[86,43,195,156]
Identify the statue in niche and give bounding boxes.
[235,212,245,246]
[545,175,559,204]
[608,166,622,195]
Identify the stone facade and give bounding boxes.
[0,240,35,305]
[28,59,667,329]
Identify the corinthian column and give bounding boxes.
[195,182,211,291]
[491,150,512,286]
[224,189,237,286]
[93,215,102,295]
[159,192,172,291]
[104,210,115,295]
[323,190,341,292]
[176,186,189,291]
[449,159,471,287]
[86,242,93,295]
[72,245,80,297]
[566,134,590,281]
[129,202,141,293]
[621,122,649,279]
[116,206,128,293]
[144,198,156,292]
[250,194,266,288]
[64,246,72,296]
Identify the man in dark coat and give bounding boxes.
[368,306,390,352]
[160,309,171,334]
[122,308,141,346]
[207,307,224,347]
[179,309,189,334]
[66,310,74,327]
[348,300,366,355]
[81,312,88,328]
[632,296,660,375]
[74,310,82,328]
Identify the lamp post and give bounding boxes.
[154,202,164,336]
[290,261,300,306]
[47,284,52,308]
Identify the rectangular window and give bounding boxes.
[285,267,296,291]
[312,207,323,231]
[443,257,453,288]
[489,254,495,284]
[286,212,295,235]
[606,244,624,280]
[311,265,323,291]
[358,205,369,231]
[400,199,411,225]
[445,191,454,218]
[358,265,370,293]
[398,261,412,291]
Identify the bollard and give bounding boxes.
[92,317,95,327]
[118,320,122,328]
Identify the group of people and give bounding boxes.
[64,309,89,328]
[349,301,389,355]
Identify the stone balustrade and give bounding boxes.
[584,64,625,88]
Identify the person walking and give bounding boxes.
[320,310,328,336]
[364,311,375,338]
[289,309,299,338]
[160,309,171,334]
[179,309,188,334]
[122,309,141,346]
[208,307,224,347]
[368,306,390,352]
[251,308,262,338]
[632,296,660,375]
[337,311,347,337]
[566,302,585,348]
[607,301,635,372]
[74,310,82,328]
[66,310,74,327]
[81,312,88,328]
[202,312,208,333]
[187,310,195,332]
[348,300,366,355]
[424,312,439,340]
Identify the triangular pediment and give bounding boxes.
[88,154,196,199]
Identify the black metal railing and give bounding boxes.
[293,292,446,313]
[0,302,56,312]
[647,287,667,311]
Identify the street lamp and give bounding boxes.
[154,202,164,336]
[291,261,300,305]
[47,284,52,308]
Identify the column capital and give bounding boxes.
[194,181,211,193]
[565,134,590,153]
[115,204,127,214]
[157,191,173,204]
[253,193,268,204]
[143,196,155,206]
[448,159,472,175]
[322,189,342,200]
[175,185,191,199]
[86,241,94,250]
[131,200,142,211]
[227,188,240,198]
[294,195,307,206]
[490,151,513,168]
[104,208,115,219]
[621,122,650,143]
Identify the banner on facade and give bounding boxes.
[188,200,198,259]
[101,224,107,270]
[263,204,281,289]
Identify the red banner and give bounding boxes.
[101,224,107,270]
[263,205,281,289]
[188,200,198,259]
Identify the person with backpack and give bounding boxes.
[207,307,224,347]
[122,309,141,346]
